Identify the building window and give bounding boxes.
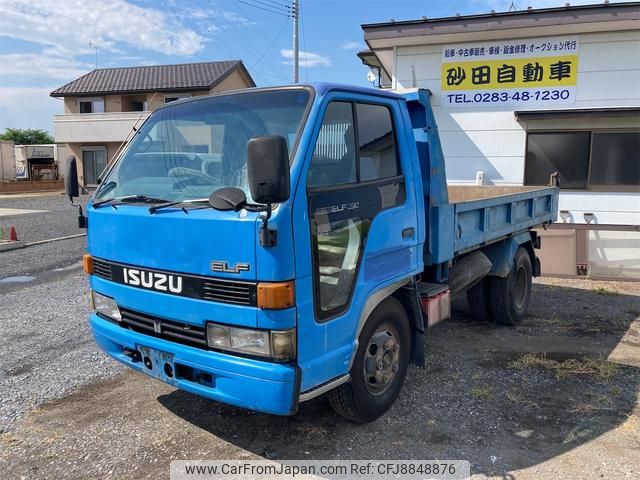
[131,100,147,112]
[525,131,640,191]
[164,94,192,104]
[79,98,104,114]
[82,147,107,186]
[590,133,640,187]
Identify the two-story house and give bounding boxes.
[51,60,255,187]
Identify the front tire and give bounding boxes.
[489,247,532,325]
[328,297,411,423]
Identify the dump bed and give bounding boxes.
[448,185,558,255]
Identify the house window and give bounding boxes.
[131,100,147,112]
[525,130,640,191]
[82,147,107,186]
[164,94,192,104]
[79,98,105,114]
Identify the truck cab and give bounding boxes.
[69,83,557,422]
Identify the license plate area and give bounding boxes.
[138,346,177,385]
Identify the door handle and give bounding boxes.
[402,227,415,239]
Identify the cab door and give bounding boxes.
[293,93,421,392]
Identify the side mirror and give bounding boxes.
[64,156,86,229]
[64,156,79,202]
[247,135,290,205]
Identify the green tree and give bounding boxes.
[0,128,54,145]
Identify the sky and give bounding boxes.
[0,0,635,133]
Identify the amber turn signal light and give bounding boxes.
[83,254,94,274]
[257,281,295,309]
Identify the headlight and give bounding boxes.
[90,291,121,322]
[206,322,295,361]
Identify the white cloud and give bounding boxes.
[0,87,61,133]
[339,41,363,50]
[0,54,90,81]
[0,0,205,57]
[280,50,331,68]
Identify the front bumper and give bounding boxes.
[89,313,300,415]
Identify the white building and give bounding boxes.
[360,2,640,280]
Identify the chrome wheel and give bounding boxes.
[363,323,400,396]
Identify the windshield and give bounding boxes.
[94,88,311,203]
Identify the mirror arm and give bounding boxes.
[259,202,277,247]
[70,201,87,229]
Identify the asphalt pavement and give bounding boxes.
[0,193,89,282]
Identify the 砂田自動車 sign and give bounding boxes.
[441,37,579,107]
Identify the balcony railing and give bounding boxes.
[53,111,151,144]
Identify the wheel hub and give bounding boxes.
[514,265,528,309]
[363,324,400,395]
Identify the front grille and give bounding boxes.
[119,308,208,349]
[92,258,112,280]
[202,279,254,305]
[90,258,257,306]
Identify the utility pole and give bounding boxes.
[293,0,299,83]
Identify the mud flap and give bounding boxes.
[395,278,426,368]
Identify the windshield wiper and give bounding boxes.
[148,198,210,214]
[92,194,169,209]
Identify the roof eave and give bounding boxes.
[362,3,640,48]
[361,2,640,29]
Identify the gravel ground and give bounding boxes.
[0,193,89,243]
[0,276,638,479]
[0,266,123,431]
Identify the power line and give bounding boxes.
[259,0,293,9]
[190,0,263,60]
[236,0,293,17]
[251,17,290,69]
[243,0,293,14]
[198,0,290,82]
[139,6,272,85]
[170,0,275,84]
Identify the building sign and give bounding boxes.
[26,146,54,158]
[441,37,579,107]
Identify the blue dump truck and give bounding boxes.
[65,83,558,422]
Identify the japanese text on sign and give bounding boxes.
[440,37,579,107]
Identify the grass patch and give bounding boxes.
[506,390,538,409]
[0,432,21,447]
[570,394,614,413]
[594,287,618,296]
[508,353,618,381]
[471,385,493,400]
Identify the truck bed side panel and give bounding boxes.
[453,186,558,254]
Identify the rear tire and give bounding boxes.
[489,247,532,325]
[466,277,493,321]
[328,297,410,423]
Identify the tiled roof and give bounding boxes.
[50,61,255,97]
